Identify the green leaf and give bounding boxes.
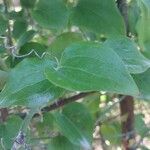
[101,122,121,145]
[104,37,150,74]
[135,114,149,136]
[133,69,150,100]
[45,42,139,96]
[0,115,22,149]
[53,102,93,148]
[17,30,36,48]
[1,80,63,108]
[32,0,69,30]
[0,57,63,108]
[48,32,83,59]
[0,45,5,53]
[83,94,100,117]
[71,0,125,37]
[20,0,36,8]
[47,136,79,150]
[35,113,55,136]
[0,70,8,90]
[136,0,150,59]
[0,14,7,35]
[12,20,28,39]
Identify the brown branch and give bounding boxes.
[18,92,96,119]
[120,96,135,150]
[41,92,95,112]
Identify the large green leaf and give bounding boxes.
[71,0,125,37]
[133,69,150,100]
[48,32,83,59]
[0,14,7,35]
[53,102,93,149]
[32,0,69,30]
[0,57,63,108]
[47,136,79,150]
[45,42,139,96]
[0,80,63,108]
[0,115,22,149]
[104,37,150,74]
[136,0,150,59]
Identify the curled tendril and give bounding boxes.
[12,48,47,59]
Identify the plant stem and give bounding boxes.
[117,0,135,149]
[119,96,135,150]
[41,92,95,112]
[16,92,96,119]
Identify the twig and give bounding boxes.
[17,92,96,119]
[99,129,108,150]
[41,92,95,113]
[96,96,126,125]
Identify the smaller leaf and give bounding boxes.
[133,69,150,100]
[17,30,36,48]
[32,0,69,30]
[48,32,83,59]
[136,0,150,59]
[0,14,7,35]
[0,70,8,90]
[135,114,149,139]
[13,20,28,39]
[1,80,63,108]
[0,115,23,149]
[71,0,125,37]
[53,102,93,149]
[20,0,36,8]
[35,113,55,136]
[0,57,63,108]
[101,122,121,145]
[83,94,100,117]
[104,37,150,74]
[0,45,5,53]
[47,136,79,150]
